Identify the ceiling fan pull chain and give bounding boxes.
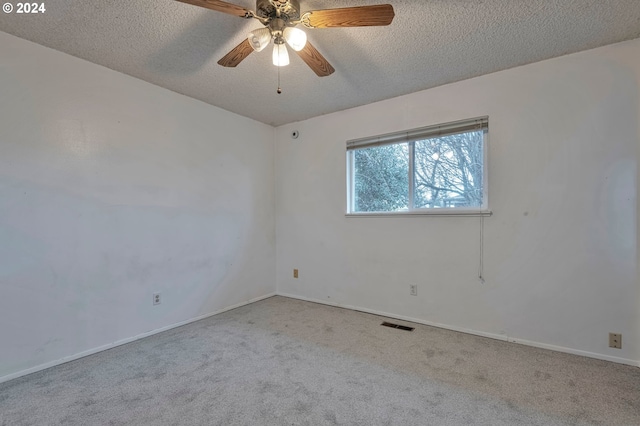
[277,65,282,94]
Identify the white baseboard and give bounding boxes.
[0,293,276,384]
[504,337,638,366]
[277,292,640,368]
[2,290,636,385]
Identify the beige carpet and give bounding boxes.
[1,296,639,425]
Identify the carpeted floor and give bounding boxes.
[1,296,639,425]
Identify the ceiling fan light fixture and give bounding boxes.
[283,27,307,51]
[184,0,395,77]
[272,42,290,66]
[248,27,272,52]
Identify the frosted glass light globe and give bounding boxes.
[272,43,290,66]
[283,27,307,52]
[248,28,271,52]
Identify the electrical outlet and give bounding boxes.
[410,284,418,296]
[293,269,298,278]
[153,293,161,306]
[609,333,622,349]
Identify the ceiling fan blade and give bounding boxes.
[302,4,395,28]
[294,42,335,77]
[175,0,251,18]
[218,39,254,67]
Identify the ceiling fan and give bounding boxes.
[176,0,395,79]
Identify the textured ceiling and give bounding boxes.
[1,0,640,126]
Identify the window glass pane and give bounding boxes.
[413,131,483,209]
[353,144,409,212]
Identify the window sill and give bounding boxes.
[345,210,493,218]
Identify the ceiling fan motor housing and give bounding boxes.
[256,0,300,22]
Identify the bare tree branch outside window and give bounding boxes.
[414,131,483,208]
[351,130,484,212]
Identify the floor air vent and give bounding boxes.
[381,322,415,332]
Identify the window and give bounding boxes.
[347,117,488,215]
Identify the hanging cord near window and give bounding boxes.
[478,214,485,284]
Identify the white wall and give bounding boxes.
[276,39,639,365]
[0,33,276,380]
[1,31,637,382]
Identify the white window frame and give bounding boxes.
[346,116,491,217]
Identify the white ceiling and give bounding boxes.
[1,0,640,126]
